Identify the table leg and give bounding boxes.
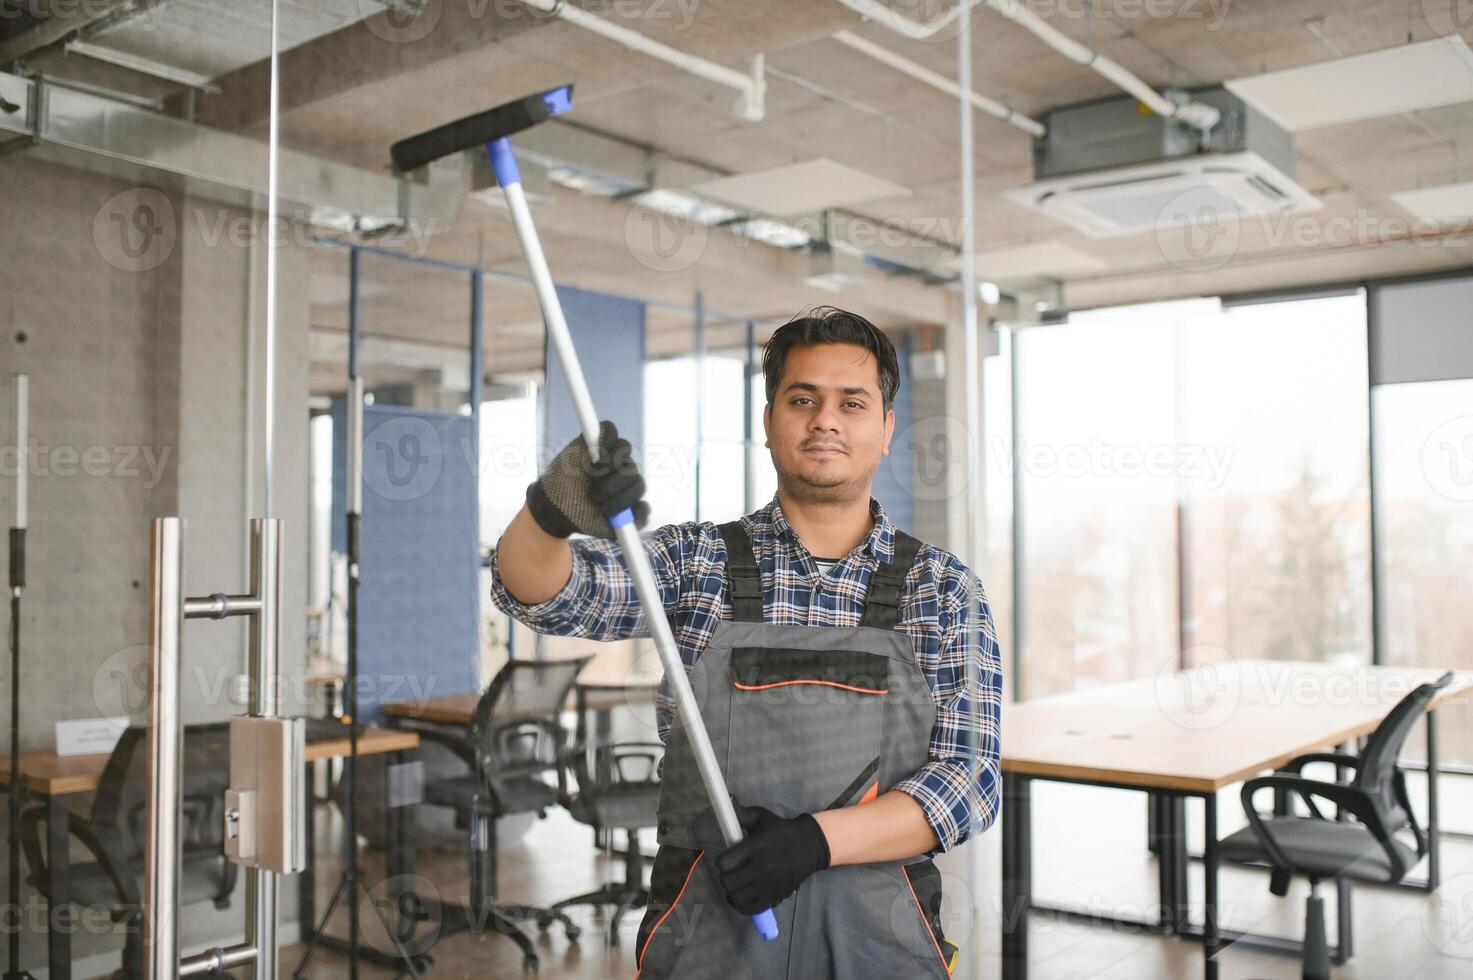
[1202,793,1219,980]
[300,757,316,940]
[1427,708,1440,889]
[1001,772,1031,980]
[46,794,70,980]
[1147,792,1160,855]
[1154,793,1187,934]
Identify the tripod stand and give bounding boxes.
[293,318,428,980]
[6,375,34,980]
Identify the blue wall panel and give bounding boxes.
[542,285,646,458]
[332,401,481,720]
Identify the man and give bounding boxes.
[490,307,1002,978]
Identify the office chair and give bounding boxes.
[549,740,662,942]
[21,723,237,979]
[1221,671,1454,980]
[415,656,591,974]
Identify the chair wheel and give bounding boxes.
[535,911,554,931]
[522,953,539,974]
[564,922,581,942]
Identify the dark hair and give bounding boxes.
[762,307,900,415]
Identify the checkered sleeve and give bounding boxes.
[488,523,690,641]
[893,564,1004,853]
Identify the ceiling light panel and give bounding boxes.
[693,158,910,216]
[1225,36,1473,131]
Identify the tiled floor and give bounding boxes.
[281,779,1473,979]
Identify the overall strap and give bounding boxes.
[717,520,764,623]
[860,529,925,630]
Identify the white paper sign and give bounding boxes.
[56,717,128,757]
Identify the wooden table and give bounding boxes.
[1000,660,1472,980]
[0,725,418,980]
[382,653,661,739]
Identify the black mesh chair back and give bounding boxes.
[1354,671,1454,807]
[470,657,591,780]
[91,722,233,877]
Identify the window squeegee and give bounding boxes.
[391,86,780,944]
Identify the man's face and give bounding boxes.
[763,342,895,505]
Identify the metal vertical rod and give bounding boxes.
[470,269,485,414]
[7,372,29,980]
[262,0,281,520]
[1365,299,1383,667]
[345,276,365,977]
[693,290,705,522]
[145,518,185,980]
[245,519,281,980]
[957,9,987,978]
[744,320,756,514]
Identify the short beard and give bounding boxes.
[773,459,874,506]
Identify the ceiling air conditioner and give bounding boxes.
[1004,86,1320,238]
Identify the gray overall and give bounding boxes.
[634,520,957,979]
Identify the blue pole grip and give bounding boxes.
[752,909,779,941]
[489,136,519,187]
[609,507,635,529]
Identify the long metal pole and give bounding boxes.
[246,520,281,980]
[145,518,185,980]
[493,157,775,938]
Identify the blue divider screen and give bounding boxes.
[542,284,646,458]
[332,401,482,721]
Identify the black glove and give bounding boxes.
[715,802,831,915]
[526,420,650,540]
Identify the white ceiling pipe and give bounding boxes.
[833,29,1045,137]
[520,0,765,121]
[835,0,1221,133]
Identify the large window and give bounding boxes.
[1014,304,1183,698]
[1011,293,1372,699]
[1178,293,1372,667]
[1374,378,1473,767]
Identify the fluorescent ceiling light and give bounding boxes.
[633,188,740,226]
[1225,36,1473,131]
[729,217,812,249]
[1390,180,1473,222]
[947,241,1107,281]
[694,158,910,216]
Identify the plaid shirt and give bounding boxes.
[488,494,1003,853]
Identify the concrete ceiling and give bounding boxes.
[7,0,1470,389]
